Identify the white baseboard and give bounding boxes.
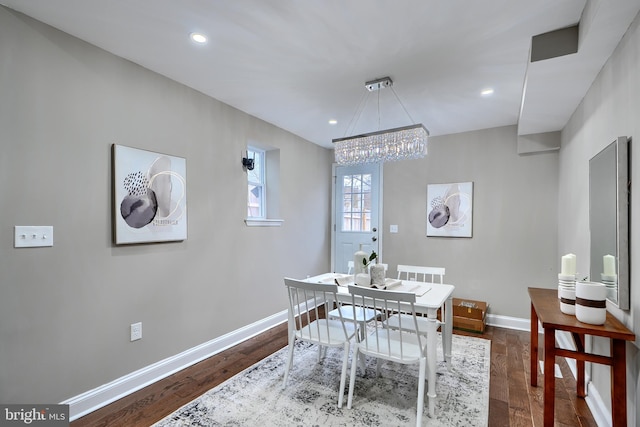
[486,313,530,331]
[61,309,288,421]
[584,382,611,427]
[62,311,611,426]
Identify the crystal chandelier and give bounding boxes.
[333,77,429,166]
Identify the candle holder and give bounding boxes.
[558,285,576,315]
[575,281,606,325]
[557,271,577,315]
[355,273,371,287]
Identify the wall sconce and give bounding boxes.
[242,151,255,171]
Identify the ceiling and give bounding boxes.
[2,0,639,148]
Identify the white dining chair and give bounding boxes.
[328,262,389,341]
[387,265,447,360]
[397,264,445,283]
[346,285,429,427]
[282,277,358,408]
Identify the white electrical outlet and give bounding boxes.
[130,322,142,341]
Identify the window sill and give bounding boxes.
[244,218,284,227]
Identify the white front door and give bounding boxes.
[332,163,382,273]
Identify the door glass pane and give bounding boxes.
[351,193,361,211]
[341,173,372,232]
[362,174,371,192]
[352,175,362,192]
[363,212,371,231]
[342,195,351,211]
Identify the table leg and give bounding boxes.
[543,327,556,427]
[572,333,585,397]
[530,303,538,387]
[426,308,439,418]
[611,339,627,427]
[443,296,453,369]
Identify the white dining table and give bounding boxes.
[304,273,455,418]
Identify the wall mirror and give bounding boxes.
[589,136,630,309]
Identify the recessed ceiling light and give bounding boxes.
[328,119,338,125]
[481,88,494,96]
[190,33,207,44]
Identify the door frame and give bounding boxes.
[330,162,384,273]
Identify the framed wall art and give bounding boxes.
[427,181,473,238]
[113,144,187,244]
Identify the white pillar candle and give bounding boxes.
[353,246,367,276]
[561,253,576,276]
[603,254,616,276]
[568,253,576,275]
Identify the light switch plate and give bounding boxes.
[390,225,398,233]
[14,226,54,248]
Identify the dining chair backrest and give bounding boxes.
[347,285,423,362]
[397,264,445,284]
[284,278,351,344]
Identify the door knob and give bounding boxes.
[372,236,377,242]
[372,227,377,232]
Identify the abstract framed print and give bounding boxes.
[427,181,473,237]
[113,144,187,244]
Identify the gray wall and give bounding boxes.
[560,9,640,424]
[382,125,559,318]
[0,7,333,404]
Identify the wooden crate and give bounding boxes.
[452,298,487,333]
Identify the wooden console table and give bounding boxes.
[528,287,635,427]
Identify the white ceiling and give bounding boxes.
[2,0,639,148]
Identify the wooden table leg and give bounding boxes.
[572,333,585,397]
[611,339,627,427]
[530,303,538,387]
[543,327,556,427]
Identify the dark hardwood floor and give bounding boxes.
[71,325,598,427]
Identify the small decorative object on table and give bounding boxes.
[353,245,368,275]
[575,281,607,325]
[355,273,371,287]
[558,253,577,315]
[354,249,378,287]
[360,250,377,270]
[370,263,385,286]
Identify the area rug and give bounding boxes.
[153,333,490,426]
